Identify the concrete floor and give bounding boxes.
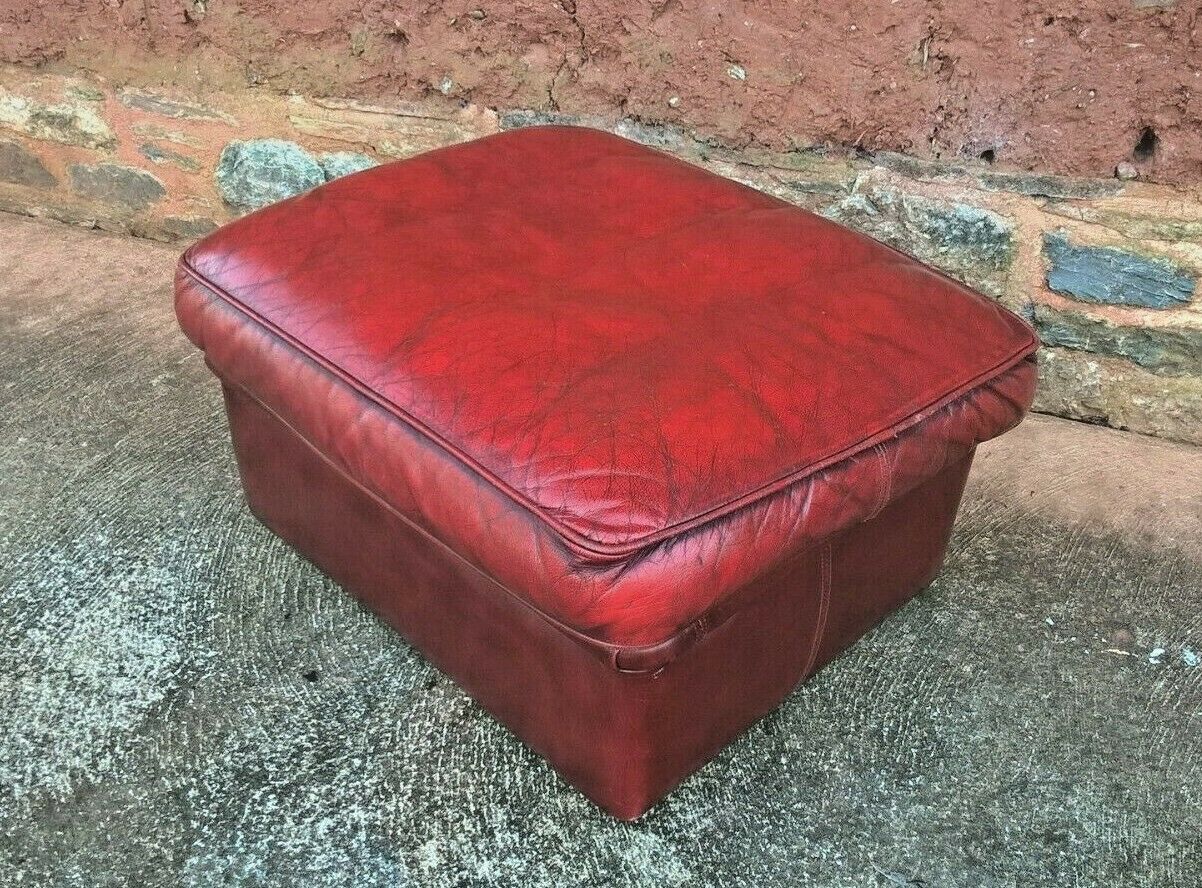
[0,213,1200,888]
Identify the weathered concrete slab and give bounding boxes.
[0,213,1199,887]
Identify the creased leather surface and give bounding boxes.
[175,125,1038,646]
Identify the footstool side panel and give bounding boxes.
[220,380,972,819]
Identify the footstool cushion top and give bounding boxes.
[181,126,1036,558]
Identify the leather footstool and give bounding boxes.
[175,126,1038,819]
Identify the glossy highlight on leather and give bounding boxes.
[175,125,1039,818]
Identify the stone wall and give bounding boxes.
[0,64,1200,445]
[4,2,1200,184]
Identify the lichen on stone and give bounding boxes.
[216,139,326,210]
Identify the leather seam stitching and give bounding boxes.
[868,443,893,521]
[802,542,833,679]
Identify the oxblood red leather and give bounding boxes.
[175,125,1039,818]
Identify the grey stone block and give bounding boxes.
[216,139,325,210]
[975,169,1124,200]
[69,163,166,211]
[159,216,219,241]
[498,110,584,130]
[0,90,116,150]
[1035,346,1202,444]
[319,151,377,180]
[1043,231,1195,308]
[1033,304,1202,376]
[139,143,200,172]
[118,90,234,123]
[872,152,1124,200]
[823,185,1014,296]
[0,140,57,189]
